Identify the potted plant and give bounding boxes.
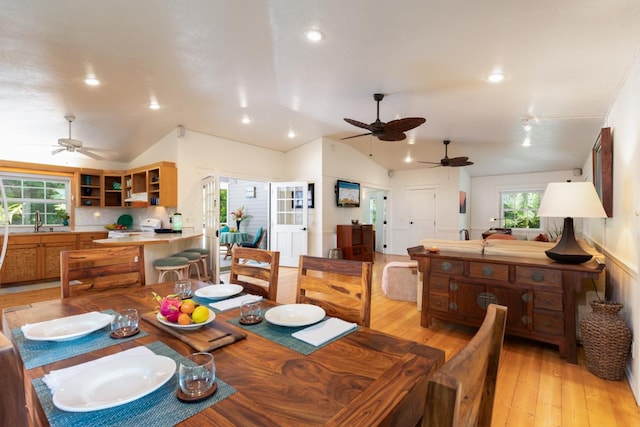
[230,206,251,231]
[56,209,70,226]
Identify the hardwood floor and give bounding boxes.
[2,253,639,426]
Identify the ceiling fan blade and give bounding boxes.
[51,148,66,155]
[377,133,406,142]
[77,148,105,160]
[384,117,426,133]
[344,118,375,131]
[417,160,442,165]
[341,132,373,140]
[449,160,474,167]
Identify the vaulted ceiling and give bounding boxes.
[2,1,640,176]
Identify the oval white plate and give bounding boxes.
[194,284,243,300]
[21,312,114,342]
[53,354,176,412]
[156,307,216,330]
[265,304,326,327]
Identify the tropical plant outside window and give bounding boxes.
[500,190,542,229]
[0,174,70,227]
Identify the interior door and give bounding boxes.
[409,187,436,246]
[270,182,308,267]
[202,176,220,284]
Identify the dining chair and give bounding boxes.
[60,245,146,298]
[422,304,508,427]
[240,226,264,248]
[296,255,372,327]
[229,247,280,301]
[0,331,28,426]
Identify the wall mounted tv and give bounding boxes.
[336,179,360,207]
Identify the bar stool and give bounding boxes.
[171,251,202,280]
[185,247,211,281]
[153,256,189,283]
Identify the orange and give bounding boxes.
[180,300,196,314]
[177,313,192,325]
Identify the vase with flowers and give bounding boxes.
[230,206,251,231]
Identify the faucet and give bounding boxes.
[34,210,42,232]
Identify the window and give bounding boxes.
[0,173,70,227]
[500,190,542,229]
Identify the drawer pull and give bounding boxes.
[440,261,452,272]
[449,302,458,311]
[476,292,498,309]
[522,293,533,302]
[530,271,545,282]
[434,282,443,290]
[449,281,458,291]
[435,300,442,306]
[521,315,532,324]
[482,266,494,276]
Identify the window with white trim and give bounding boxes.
[500,190,543,229]
[0,173,70,227]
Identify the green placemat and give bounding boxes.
[32,341,236,427]
[228,317,358,355]
[12,309,149,369]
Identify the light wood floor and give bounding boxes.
[2,253,639,426]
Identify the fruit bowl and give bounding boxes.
[156,308,216,330]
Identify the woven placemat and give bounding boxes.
[32,341,237,427]
[228,317,358,355]
[12,309,149,369]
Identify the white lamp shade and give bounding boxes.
[537,182,607,218]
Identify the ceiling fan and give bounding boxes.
[342,93,426,142]
[419,140,474,167]
[53,115,106,160]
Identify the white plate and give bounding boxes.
[52,354,176,412]
[265,304,326,327]
[21,312,114,342]
[194,284,243,300]
[156,308,216,330]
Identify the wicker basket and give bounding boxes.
[580,301,631,380]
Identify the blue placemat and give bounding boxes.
[228,317,358,355]
[32,341,237,427]
[12,310,149,369]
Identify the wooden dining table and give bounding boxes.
[3,281,444,426]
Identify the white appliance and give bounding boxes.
[140,218,162,232]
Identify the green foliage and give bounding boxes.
[502,191,541,229]
[219,189,227,224]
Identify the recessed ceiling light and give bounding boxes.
[486,71,505,83]
[522,136,531,147]
[241,115,252,125]
[304,29,325,42]
[149,100,160,110]
[288,130,296,138]
[404,154,412,163]
[84,76,100,86]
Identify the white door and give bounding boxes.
[270,182,308,267]
[202,176,220,284]
[408,187,436,246]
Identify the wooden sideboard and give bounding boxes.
[337,224,374,262]
[408,246,604,364]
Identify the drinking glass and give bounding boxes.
[174,279,192,299]
[110,308,139,336]
[179,352,215,397]
[240,299,263,324]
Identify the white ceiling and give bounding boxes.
[2,1,640,176]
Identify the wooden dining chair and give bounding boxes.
[60,245,146,298]
[0,331,28,426]
[296,255,372,327]
[229,247,280,301]
[422,304,508,427]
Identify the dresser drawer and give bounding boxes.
[516,266,562,287]
[428,275,450,294]
[429,294,449,313]
[534,291,563,311]
[469,262,508,281]
[534,311,564,336]
[432,259,463,275]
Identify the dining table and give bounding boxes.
[219,231,249,259]
[3,281,444,426]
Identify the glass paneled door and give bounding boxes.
[270,182,308,267]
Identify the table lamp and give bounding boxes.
[537,181,607,263]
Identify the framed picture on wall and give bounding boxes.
[308,183,315,208]
[459,191,467,213]
[592,127,613,217]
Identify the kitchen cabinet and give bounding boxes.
[408,246,604,364]
[337,224,374,263]
[78,170,102,207]
[42,234,77,280]
[77,232,108,250]
[103,174,123,207]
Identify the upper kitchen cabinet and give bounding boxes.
[78,169,103,207]
[103,173,123,207]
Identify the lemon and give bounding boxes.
[191,305,209,323]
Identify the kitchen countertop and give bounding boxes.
[93,229,203,246]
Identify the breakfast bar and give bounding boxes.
[93,230,204,282]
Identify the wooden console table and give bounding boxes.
[408,246,604,364]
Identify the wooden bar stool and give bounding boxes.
[186,247,211,281]
[171,251,202,280]
[153,256,189,282]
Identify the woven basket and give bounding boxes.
[580,301,631,380]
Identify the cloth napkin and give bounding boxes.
[43,346,153,392]
[291,318,358,347]
[208,294,262,312]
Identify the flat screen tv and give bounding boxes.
[336,179,360,207]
